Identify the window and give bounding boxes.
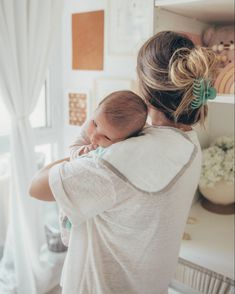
[0,43,63,249]
[0,82,48,136]
[0,40,63,159]
[0,72,63,157]
[30,82,48,129]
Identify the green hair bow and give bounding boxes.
[191,79,217,109]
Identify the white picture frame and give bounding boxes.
[93,78,135,105]
[108,0,154,56]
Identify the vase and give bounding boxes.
[199,180,235,214]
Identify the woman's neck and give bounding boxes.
[149,107,192,132]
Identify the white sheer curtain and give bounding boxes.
[0,1,64,293]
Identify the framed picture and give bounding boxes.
[93,78,135,104]
[108,0,153,55]
[66,90,91,126]
[72,10,104,70]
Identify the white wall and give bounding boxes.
[61,0,154,155]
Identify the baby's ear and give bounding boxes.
[202,27,215,46]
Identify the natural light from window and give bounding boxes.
[0,83,47,136]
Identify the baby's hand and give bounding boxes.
[82,144,99,154]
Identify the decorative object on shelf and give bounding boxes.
[199,136,235,214]
[182,232,191,241]
[214,62,235,94]
[182,217,197,241]
[68,91,90,126]
[186,216,197,225]
[202,25,234,67]
[72,10,104,70]
[202,25,235,94]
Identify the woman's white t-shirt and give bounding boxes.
[49,127,201,294]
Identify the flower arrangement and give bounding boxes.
[199,136,234,188]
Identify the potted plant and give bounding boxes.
[199,136,234,214]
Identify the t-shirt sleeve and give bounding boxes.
[49,157,117,227]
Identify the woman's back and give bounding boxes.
[60,128,201,294]
[30,31,216,294]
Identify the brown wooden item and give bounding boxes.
[72,10,104,70]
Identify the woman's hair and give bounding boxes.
[99,90,148,136]
[137,31,218,125]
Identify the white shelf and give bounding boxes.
[154,0,235,285]
[179,202,234,279]
[155,0,234,24]
[210,94,235,104]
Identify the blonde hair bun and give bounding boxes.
[137,31,218,125]
[169,47,217,122]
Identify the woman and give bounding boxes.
[29,31,217,294]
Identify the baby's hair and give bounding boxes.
[98,90,148,136]
[137,31,218,125]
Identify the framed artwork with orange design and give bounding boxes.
[67,90,91,126]
[72,10,104,70]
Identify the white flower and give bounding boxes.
[212,136,234,151]
[223,148,235,182]
[199,136,234,188]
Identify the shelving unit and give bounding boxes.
[154,0,234,24]
[180,202,234,279]
[211,94,234,104]
[154,1,234,293]
[154,1,235,147]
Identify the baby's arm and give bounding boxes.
[80,143,98,155]
[69,121,91,159]
[70,121,99,159]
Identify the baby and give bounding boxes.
[59,90,148,246]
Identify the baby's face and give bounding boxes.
[86,107,130,148]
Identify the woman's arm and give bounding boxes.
[29,157,70,201]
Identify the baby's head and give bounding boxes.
[87,90,147,147]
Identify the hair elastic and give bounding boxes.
[191,79,217,109]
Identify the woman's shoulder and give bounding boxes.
[142,125,198,146]
[96,125,198,193]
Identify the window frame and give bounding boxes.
[0,77,58,154]
[0,41,64,159]
[0,72,63,155]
